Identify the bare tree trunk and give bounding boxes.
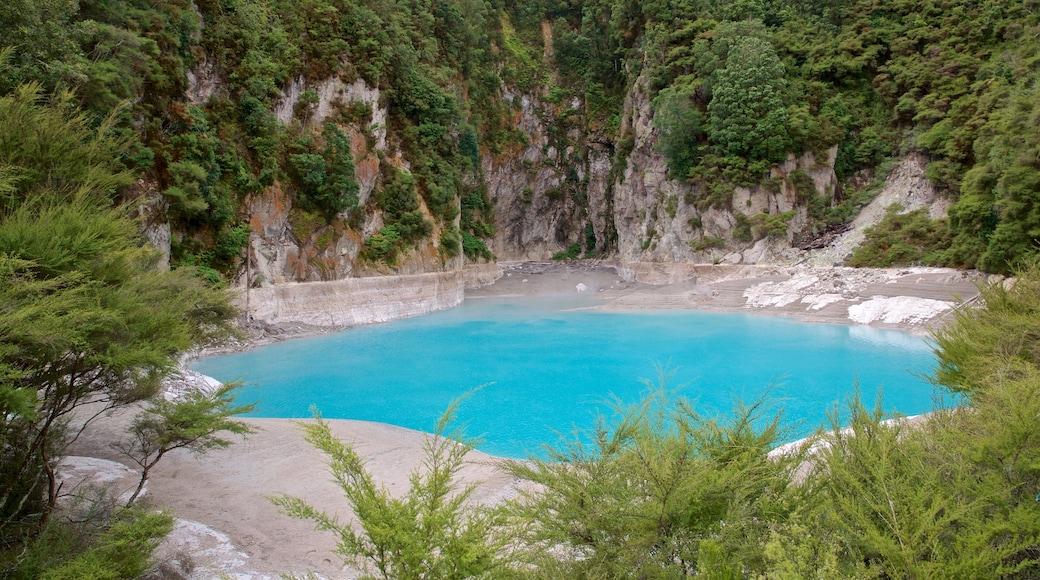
[125,452,162,508]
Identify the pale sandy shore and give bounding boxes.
[65,262,984,578]
[69,412,518,579]
[472,261,983,335]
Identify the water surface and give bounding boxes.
[192,296,938,458]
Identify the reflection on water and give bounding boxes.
[848,324,934,352]
[192,297,938,458]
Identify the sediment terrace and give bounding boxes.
[240,263,502,327]
[239,261,983,335]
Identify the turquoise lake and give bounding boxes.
[191,296,939,458]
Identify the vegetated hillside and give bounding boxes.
[2,0,1038,281]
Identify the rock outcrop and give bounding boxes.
[482,70,841,268]
[482,90,604,261]
[168,39,950,329]
[241,264,501,327]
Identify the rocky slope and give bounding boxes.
[153,12,959,303]
[217,70,896,292]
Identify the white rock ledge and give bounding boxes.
[240,265,501,328]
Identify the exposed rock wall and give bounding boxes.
[227,65,850,327]
[610,73,839,267]
[479,64,844,271]
[172,42,939,330]
[242,270,470,327]
[808,153,944,266]
[483,91,599,260]
[233,74,456,286]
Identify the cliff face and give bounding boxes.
[161,21,895,289]
[209,75,461,286]
[212,72,844,284]
[608,73,838,266]
[482,90,613,261]
[14,0,1032,303]
[474,70,842,268]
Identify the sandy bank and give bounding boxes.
[63,262,983,578]
[68,410,521,579]
[474,261,983,334]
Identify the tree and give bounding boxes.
[763,267,1040,577]
[932,259,1040,395]
[0,80,132,214]
[504,377,799,577]
[707,36,791,164]
[0,1,83,91]
[270,397,510,580]
[115,384,256,507]
[287,123,361,218]
[0,81,238,539]
[653,84,706,180]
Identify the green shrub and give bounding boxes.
[789,169,816,203]
[504,380,797,576]
[552,242,582,260]
[733,212,753,242]
[848,205,950,267]
[272,400,511,579]
[203,223,250,273]
[691,235,726,251]
[339,101,372,126]
[8,509,173,580]
[933,260,1040,394]
[751,211,795,239]
[462,231,492,261]
[287,124,360,218]
[439,227,461,259]
[653,86,705,180]
[361,226,403,266]
[373,166,432,253]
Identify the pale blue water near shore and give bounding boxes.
[191,296,938,458]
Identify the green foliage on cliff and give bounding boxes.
[708,36,790,164]
[0,0,507,274]
[848,204,951,267]
[635,0,1040,267]
[286,123,360,218]
[2,0,1040,272]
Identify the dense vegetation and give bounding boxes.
[522,0,1040,270]
[286,264,1040,578]
[2,1,1040,575]
[1,0,1037,274]
[0,64,250,575]
[0,0,510,275]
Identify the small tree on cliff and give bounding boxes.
[708,36,790,164]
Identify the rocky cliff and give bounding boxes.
[228,69,847,286]
[155,10,952,306]
[226,76,461,286]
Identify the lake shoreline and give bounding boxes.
[205,261,985,358]
[68,262,982,578]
